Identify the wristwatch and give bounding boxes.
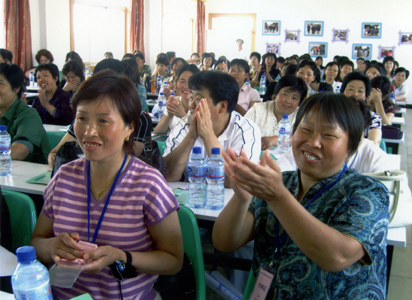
[110,250,138,281]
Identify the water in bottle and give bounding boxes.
[188,147,206,208]
[260,74,267,95]
[245,80,251,87]
[206,147,225,210]
[12,246,53,300]
[29,72,35,87]
[156,76,162,94]
[157,92,166,119]
[0,125,11,176]
[277,115,291,156]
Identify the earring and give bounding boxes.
[125,136,130,142]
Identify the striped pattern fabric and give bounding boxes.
[43,156,179,300]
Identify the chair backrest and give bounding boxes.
[177,206,206,300]
[2,190,37,252]
[379,139,387,153]
[47,131,66,150]
[156,141,166,156]
[242,268,256,300]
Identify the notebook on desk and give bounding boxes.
[26,171,52,185]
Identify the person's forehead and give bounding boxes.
[347,80,365,89]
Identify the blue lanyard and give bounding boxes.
[273,163,347,258]
[87,153,128,243]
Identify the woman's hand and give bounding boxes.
[368,88,382,107]
[166,96,186,118]
[38,88,49,107]
[163,86,172,99]
[265,70,273,82]
[83,245,123,274]
[226,149,289,203]
[63,80,80,92]
[50,232,84,263]
[261,136,278,150]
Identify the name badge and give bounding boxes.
[249,267,274,300]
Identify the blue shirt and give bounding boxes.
[249,168,389,299]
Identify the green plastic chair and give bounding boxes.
[177,206,206,300]
[2,190,37,252]
[379,139,387,153]
[157,141,166,156]
[47,131,66,150]
[242,268,256,299]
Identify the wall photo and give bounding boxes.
[285,29,300,43]
[263,20,281,36]
[266,42,281,55]
[399,31,412,45]
[378,46,395,59]
[309,42,327,58]
[362,23,381,38]
[332,28,349,43]
[352,44,372,60]
[304,21,324,36]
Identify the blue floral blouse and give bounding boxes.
[248,167,389,299]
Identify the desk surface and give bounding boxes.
[392,117,405,125]
[43,124,69,132]
[0,246,17,277]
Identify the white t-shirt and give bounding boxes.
[276,139,390,173]
[244,100,298,137]
[163,111,261,164]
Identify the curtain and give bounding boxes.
[196,0,205,55]
[130,0,145,57]
[4,0,33,71]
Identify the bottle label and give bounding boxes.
[0,145,11,151]
[188,165,206,178]
[279,127,285,135]
[207,166,225,179]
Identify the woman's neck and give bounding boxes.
[273,107,284,123]
[89,152,129,184]
[45,86,58,98]
[325,77,334,85]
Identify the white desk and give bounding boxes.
[43,124,69,132]
[0,246,17,277]
[392,117,405,125]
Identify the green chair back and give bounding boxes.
[47,131,66,150]
[242,268,256,300]
[379,139,387,153]
[157,141,166,156]
[2,190,37,252]
[177,206,206,300]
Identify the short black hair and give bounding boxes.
[0,63,25,98]
[293,92,363,157]
[340,59,354,70]
[230,59,250,74]
[215,57,230,70]
[122,53,135,60]
[250,52,261,63]
[175,64,200,79]
[0,49,7,61]
[298,54,312,63]
[356,57,365,63]
[188,71,238,113]
[297,60,317,73]
[364,63,385,77]
[262,53,277,72]
[351,97,371,130]
[104,52,113,58]
[156,53,170,66]
[65,51,85,70]
[277,56,285,64]
[94,59,124,74]
[318,82,333,93]
[394,67,410,79]
[171,57,188,68]
[340,72,371,98]
[202,53,216,66]
[166,51,176,60]
[133,50,144,60]
[284,64,298,76]
[273,75,307,104]
[35,63,60,85]
[62,60,85,82]
[371,76,392,100]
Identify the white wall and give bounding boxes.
[25,0,412,101]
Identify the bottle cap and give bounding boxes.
[159,101,164,106]
[282,114,288,119]
[16,246,36,263]
[171,92,175,96]
[211,147,220,155]
[193,147,202,154]
[160,92,164,96]
[0,125,7,132]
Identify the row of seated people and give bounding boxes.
[0,48,403,298]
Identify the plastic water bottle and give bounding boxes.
[188,147,207,208]
[277,115,291,155]
[259,74,266,95]
[0,125,11,176]
[245,80,251,87]
[206,147,225,210]
[156,76,162,94]
[29,72,35,87]
[158,92,166,119]
[12,246,53,300]
[334,82,342,94]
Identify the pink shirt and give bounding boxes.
[237,83,261,110]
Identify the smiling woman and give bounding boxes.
[213,92,389,299]
[31,70,183,300]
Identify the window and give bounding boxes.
[71,0,130,63]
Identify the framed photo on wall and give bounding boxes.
[304,21,324,36]
[309,42,328,58]
[266,42,281,55]
[332,28,349,43]
[352,44,372,60]
[398,31,412,46]
[362,23,382,38]
[378,45,395,59]
[263,20,281,36]
[285,29,300,43]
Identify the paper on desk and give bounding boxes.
[26,171,52,185]
[0,246,18,277]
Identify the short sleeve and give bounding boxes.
[42,168,63,219]
[163,120,189,157]
[244,104,257,122]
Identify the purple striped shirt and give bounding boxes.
[43,156,179,300]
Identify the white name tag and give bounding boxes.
[249,268,274,300]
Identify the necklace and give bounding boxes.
[90,175,116,201]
